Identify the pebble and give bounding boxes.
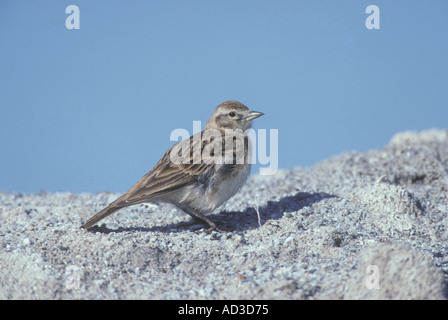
[283,235,295,245]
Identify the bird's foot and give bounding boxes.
[193,222,226,234]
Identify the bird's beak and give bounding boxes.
[245,111,264,121]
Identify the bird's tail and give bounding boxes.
[81,202,124,230]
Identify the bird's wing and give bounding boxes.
[116,132,216,206]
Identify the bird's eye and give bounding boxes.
[229,112,236,117]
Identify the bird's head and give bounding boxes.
[205,100,264,132]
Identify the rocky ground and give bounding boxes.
[1,129,447,299]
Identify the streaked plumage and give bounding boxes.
[81,100,263,231]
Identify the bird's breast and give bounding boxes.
[204,163,251,212]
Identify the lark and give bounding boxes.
[81,100,263,232]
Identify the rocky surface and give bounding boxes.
[1,129,447,299]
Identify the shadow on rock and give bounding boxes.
[83,225,155,234]
[87,192,337,234]
[219,191,338,232]
[180,191,336,233]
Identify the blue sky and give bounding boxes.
[1,1,447,193]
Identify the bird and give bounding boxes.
[81,100,264,232]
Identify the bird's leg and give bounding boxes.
[182,206,225,233]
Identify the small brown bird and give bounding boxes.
[81,101,263,231]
